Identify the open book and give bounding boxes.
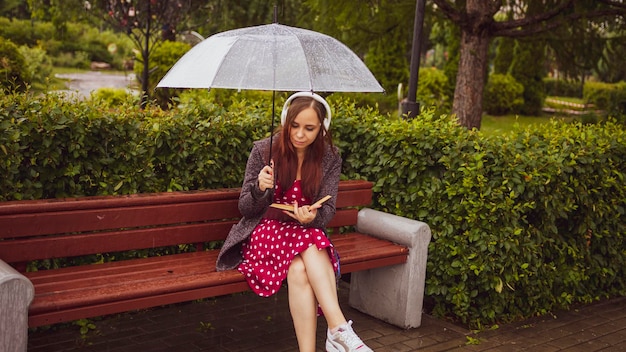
[269,195,332,212]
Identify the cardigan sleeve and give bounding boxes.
[238,139,273,218]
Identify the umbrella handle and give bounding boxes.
[263,188,274,201]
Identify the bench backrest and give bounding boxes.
[0,180,373,266]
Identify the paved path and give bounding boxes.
[27,280,626,352]
[55,71,136,98]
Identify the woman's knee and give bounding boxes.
[288,256,309,287]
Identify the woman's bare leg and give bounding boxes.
[299,245,347,330]
[287,255,317,352]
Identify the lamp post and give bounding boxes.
[401,0,426,119]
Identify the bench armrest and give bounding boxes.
[0,260,34,352]
[350,208,432,328]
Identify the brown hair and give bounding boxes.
[272,96,333,200]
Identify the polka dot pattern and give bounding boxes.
[237,180,338,297]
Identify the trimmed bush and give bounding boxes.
[0,17,134,70]
[584,81,626,121]
[544,78,583,98]
[0,37,29,91]
[134,40,191,107]
[416,67,451,112]
[483,74,524,115]
[18,44,52,88]
[1,92,625,329]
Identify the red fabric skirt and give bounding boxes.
[238,180,339,297]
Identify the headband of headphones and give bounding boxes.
[280,91,331,131]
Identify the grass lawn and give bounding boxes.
[480,113,576,135]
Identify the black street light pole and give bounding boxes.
[401,0,426,119]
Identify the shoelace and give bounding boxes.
[335,323,364,349]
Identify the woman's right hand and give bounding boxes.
[258,162,274,192]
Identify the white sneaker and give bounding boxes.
[325,320,373,352]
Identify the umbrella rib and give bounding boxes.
[281,25,313,92]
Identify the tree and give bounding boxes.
[432,0,626,129]
[1,0,30,19]
[84,0,200,108]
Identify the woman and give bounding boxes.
[216,92,372,352]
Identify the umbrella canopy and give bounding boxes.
[157,23,384,93]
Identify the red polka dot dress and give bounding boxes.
[238,180,339,297]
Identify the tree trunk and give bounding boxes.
[452,29,491,130]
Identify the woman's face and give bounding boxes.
[289,107,321,153]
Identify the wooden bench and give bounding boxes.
[0,180,431,350]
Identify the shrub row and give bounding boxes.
[0,17,135,70]
[1,92,625,329]
[334,107,626,327]
[584,81,626,120]
[544,78,583,98]
[0,92,270,199]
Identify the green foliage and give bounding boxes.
[73,318,96,337]
[0,37,29,91]
[1,92,625,330]
[90,88,139,108]
[135,40,191,107]
[483,74,524,116]
[510,39,546,116]
[0,91,270,200]
[331,98,626,328]
[544,78,583,98]
[583,81,626,121]
[0,17,55,46]
[442,24,460,100]
[493,36,514,75]
[416,67,451,112]
[0,17,135,70]
[364,26,409,94]
[17,44,52,88]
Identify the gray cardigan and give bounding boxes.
[216,136,342,271]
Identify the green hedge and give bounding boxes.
[0,92,270,199]
[483,74,524,116]
[1,92,625,329]
[544,78,583,98]
[333,105,626,327]
[584,81,626,120]
[0,37,29,92]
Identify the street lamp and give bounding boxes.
[400,0,426,119]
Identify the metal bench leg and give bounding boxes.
[349,208,431,329]
[0,260,35,352]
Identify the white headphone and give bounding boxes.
[280,91,332,131]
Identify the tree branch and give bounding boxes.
[492,0,574,32]
[597,0,626,10]
[494,3,626,38]
[431,0,462,23]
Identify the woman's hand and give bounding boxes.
[258,162,274,192]
[285,201,321,224]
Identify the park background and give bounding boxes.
[1,0,625,331]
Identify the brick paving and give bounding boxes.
[27,280,626,352]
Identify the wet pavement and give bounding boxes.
[27,280,626,352]
[55,71,136,98]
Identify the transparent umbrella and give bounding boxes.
[157,23,384,93]
[157,22,384,165]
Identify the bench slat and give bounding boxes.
[0,208,358,264]
[26,234,406,314]
[0,222,237,263]
[27,280,253,328]
[0,180,373,217]
[0,189,242,215]
[0,180,411,329]
[0,199,240,238]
